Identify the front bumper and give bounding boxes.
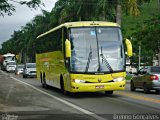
[152,80,160,90]
[25,72,36,77]
[7,68,16,72]
[70,81,125,92]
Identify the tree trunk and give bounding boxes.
[116,2,121,25]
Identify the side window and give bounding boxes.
[55,29,62,51]
[36,28,63,53]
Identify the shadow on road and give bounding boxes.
[46,85,122,99]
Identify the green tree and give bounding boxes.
[131,16,160,65]
[0,0,43,16]
[0,0,155,63]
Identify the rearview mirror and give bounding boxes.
[125,39,133,57]
[65,39,71,58]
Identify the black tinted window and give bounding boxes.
[26,64,36,68]
[17,65,24,68]
[151,67,160,73]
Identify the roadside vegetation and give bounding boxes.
[0,0,159,64]
[126,75,133,80]
[122,0,160,65]
[0,0,42,16]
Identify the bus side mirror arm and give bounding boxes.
[65,39,71,58]
[125,39,133,57]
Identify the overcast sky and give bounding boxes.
[0,0,57,48]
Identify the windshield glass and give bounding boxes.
[17,65,24,69]
[97,27,124,72]
[70,27,125,73]
[27,63,36,68]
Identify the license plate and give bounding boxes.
[95,85,104,89]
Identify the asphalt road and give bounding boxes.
[0,71,160,120]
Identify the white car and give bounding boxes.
[23,63,36,78]
[6,61,16,72]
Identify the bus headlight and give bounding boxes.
[73,79,86,83]
[113,77,124,82]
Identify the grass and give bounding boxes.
[126,75,132,80]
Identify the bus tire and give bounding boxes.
[40,73,45,88]
[43,73,48,89]
[105,91,113,95]
[60,76,67,95]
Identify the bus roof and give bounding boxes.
[63,21,119,28]
[37,21,120,39]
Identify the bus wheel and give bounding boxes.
[40,73,45,88]
[43,73,48,89]
[60,76,67,95]
[105,91,113,95]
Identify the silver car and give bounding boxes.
[23,63,36,78]
[130,66,160,93]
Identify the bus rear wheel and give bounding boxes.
[42,73,48,89]
[40,73,45,88]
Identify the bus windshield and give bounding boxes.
[70,27,125,73]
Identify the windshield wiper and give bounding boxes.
[100,46,113,72]
[85,46,92,72]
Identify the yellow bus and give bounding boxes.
[36,21,132,95]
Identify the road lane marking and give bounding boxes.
[116,91,160,104]
[9,76,106,120]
